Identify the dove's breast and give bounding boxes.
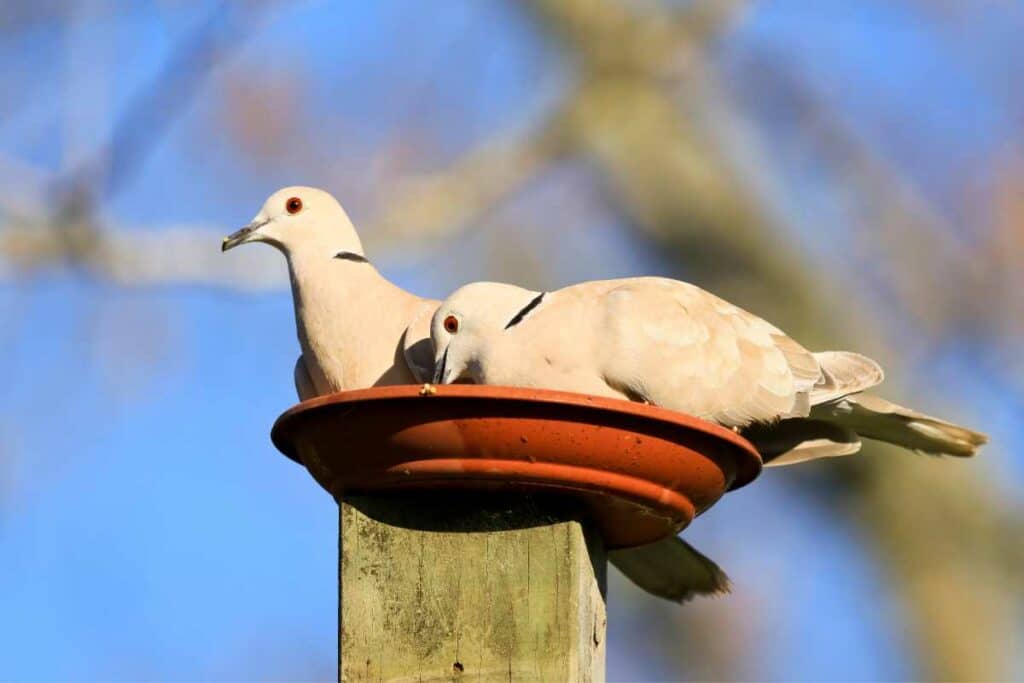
[288,258,423,393]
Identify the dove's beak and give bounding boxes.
[222,218,269,252]
[432,348,450,384]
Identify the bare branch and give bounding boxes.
[367,120,566,246]
[0,222,285,290]
[722,50,984,332]
[525,1,1022,680]
[0,154,51,218]
[668,0,751,49]
[63,1,269,201]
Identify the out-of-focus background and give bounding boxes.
[2,1,1022,680]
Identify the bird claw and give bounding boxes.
[419,383,437,396]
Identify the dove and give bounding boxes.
[430,278,987,463]
[429,278,988,602]
[222,187,437,399]
[221,189,728,604]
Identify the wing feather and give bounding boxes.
[401,300,440,383]
[598,278,819,426]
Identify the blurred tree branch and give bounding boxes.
[361,3,1024,677]
[371,119,568,242]
[70,1,246,199]
[0,3,1019,678]
[0,218,282,289]
[519,1,1020,680]
[0,1,272,288]
[730,48,999,339]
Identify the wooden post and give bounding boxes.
[272,386,758,681]
[338,493,607,682]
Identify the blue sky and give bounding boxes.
[1,2,1020,680]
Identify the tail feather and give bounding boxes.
[815,393,987,457]
[744,353,986,461]
[608,536,729,603]
[810,351,885,404]
[743,418,862,466]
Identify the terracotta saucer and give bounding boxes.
[271,384,761,549]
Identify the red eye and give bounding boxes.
[443,315,459,334]
[285,197,303,214]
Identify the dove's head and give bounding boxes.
[431,281,542,384]
[222,186,365,259]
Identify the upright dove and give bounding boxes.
[222,187,437,399]
[431,278,987,464]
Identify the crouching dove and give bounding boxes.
[221,187,437,398]
[429,278,988,601]
[430,278,986,461]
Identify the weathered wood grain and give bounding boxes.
[339,493,607,682]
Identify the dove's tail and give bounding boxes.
[747,392,987,466]
[809,393,987,457]
[744,349,986,466]
[608,536,730,603]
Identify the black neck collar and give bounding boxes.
[504,292,546,330]
[335,251,369,263]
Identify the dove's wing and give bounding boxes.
[609,535,730,603]
[294,355,317,401]
[596,278,821,427]
[810,351,885,404]
[402,299,440,383]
